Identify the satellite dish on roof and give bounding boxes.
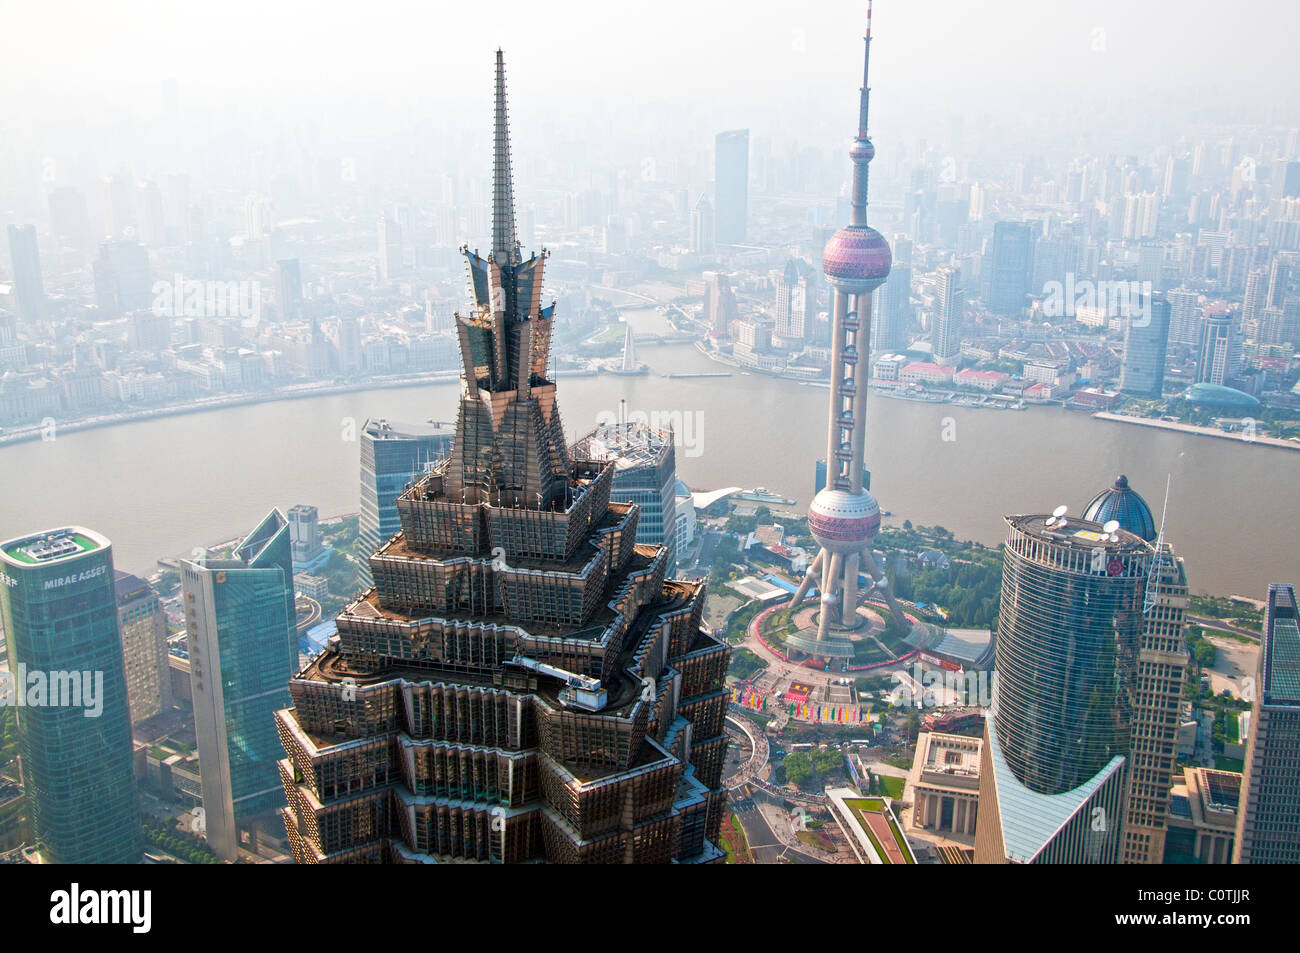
[1103,519,1121,541]
[1045,504,1069,528]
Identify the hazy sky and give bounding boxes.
[4,0,1296,130]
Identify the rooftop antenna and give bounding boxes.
[1143,475,1172,615]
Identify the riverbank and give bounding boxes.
[1093,412,1300,452]
[0,371,462,447]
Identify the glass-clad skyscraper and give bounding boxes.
[181,509,297,860]
[358,418,453,586]
[976,511,1155,864]
[0,527,141,864]
[572,421,678,567]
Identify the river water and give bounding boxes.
[1,308,1295,597]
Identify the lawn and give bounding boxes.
[877,775,906,799]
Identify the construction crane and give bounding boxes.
[509,655,608,712]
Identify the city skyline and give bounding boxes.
[0,0,1295,890]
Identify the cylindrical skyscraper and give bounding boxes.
[0,527,142,864]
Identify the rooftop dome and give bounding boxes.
[1083,474,1156,542]
[1183,382,1262,413]
[822,225,891,291]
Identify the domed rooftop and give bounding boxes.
[1183,382,1262,413]
[1083,474,1156,542]
[822,225,891,291]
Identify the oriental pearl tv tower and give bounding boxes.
[789,2,914,659]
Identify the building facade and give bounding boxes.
[115,570,173,724]
[714,129,749,245]
[572,421,679,568]
[1233,583,1300,863]
[0,527,142,863]
[358,418,454,587]
[1119,293,1171,397]
[182,509,297,860]
[975,512,1155,863]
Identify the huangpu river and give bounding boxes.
[1,309,1296,597]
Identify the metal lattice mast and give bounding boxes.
[1144,475,1173,614]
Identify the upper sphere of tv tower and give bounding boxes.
[822,223,892,293]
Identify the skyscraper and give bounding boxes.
[287,504,322,565]
[115,570,173,725]
[988,221,1035,316]
[6,224,44,323]
[0,527,142,864]
[1119,292,1171,397]
[275,258,303,321]
[1166,287,1202,346]
[182,509,297,861]
[573,420,679,567]
[276,52,729,864]
[378,215,404,281]
[975,511,1152,864]
[690,194,715,255]
[1196,303,1236,385]
[715,129,749,244]
[789,3,917,661]
[774,259,810,342]
[932,265,963,365]
[1083,476,1191,865]
[874,234,912,352]
[357,418,454,587]
[1233,583,1300,864]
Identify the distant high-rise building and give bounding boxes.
[378,215,404,281]
[690,195,715,255]
[774,259,810,341]
[874,235,912,352]
[975,510,1158,864]
[1233,583,1300,864]
[93,240,151,318]
[0,527,142,864]
[1196,303,1237,385]
[276,258,303,321]
[287,504,322,565]
[704,271,739,337]
[6,224,44,323]
[181,509,297,861]
[932,265,963,364]
[715,129,749,244]
[137,180,166,246]
[1166,287,1202,346]
[573,420,679,566]
[115,570,173,725]
[358,418,455,587]
[988,221,1034,315]
[1242,269,1269,340]
[1119,292,1171,396]
[1266,254,1293,311]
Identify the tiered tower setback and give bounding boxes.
[275,52,730,864]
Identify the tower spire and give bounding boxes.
[492,49,520,265]
[849,1,877,226]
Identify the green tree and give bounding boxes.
[784,751,813,787]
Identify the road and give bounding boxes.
[730,793,826,865]
[1188,615,1261,641]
